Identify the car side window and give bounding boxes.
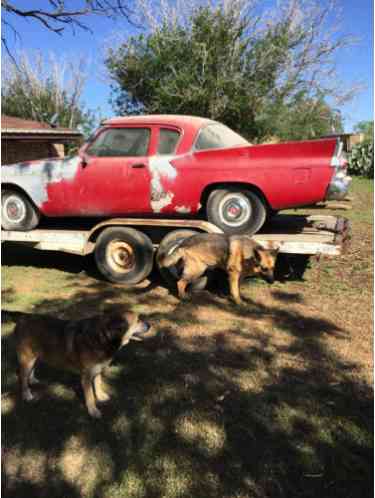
[195,126,223,150]
[86,128,151,157]
[195,124,249,150]
[157,128,180,155]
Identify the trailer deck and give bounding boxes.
[1,214,350,257]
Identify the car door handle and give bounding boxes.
[131,163,146,169]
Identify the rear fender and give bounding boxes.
[200,182,270,211]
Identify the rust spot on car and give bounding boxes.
[175,205,191,214]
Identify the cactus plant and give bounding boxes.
[348,142,374,178]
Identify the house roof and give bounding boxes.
[2,115,52,130]
[1,115,83,141]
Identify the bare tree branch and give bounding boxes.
[1,0,135,59]
[2,50,91,128]
[1,18,21,67]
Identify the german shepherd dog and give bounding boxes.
[158,233,279,304]
[4,309,155,418]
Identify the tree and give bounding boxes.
[259,93,343,141]
[2,0,133,60]
[354,120,374,144]
[105,0,355,142]
[2,51,97,137]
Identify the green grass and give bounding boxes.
[2,178,373,498]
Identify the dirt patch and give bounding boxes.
[2,178,373,498]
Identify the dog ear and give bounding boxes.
[253,246,263,263]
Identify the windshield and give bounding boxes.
[195,123,249,151]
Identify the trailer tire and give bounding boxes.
[156,229,208,292]
[2,190,40,231]
[94,227,154,285]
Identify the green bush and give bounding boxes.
[348,142,374,178]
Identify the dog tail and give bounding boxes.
[158,247,184,269]
[2,310,29,323]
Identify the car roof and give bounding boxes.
[102,114,216,130]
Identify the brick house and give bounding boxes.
[1,115,83,165]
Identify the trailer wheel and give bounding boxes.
[2,190,40,231]
[94,227,154,285]
[156,229,208,292]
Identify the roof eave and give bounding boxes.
[2,129,83,142]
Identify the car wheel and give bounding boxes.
[94,227,154,285]
[156,229,208,292]
[207,189,267,235]
[2,190,40,231]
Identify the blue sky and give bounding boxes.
[3,0,373,132]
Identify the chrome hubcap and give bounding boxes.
[219,193,251,227]
[4,196,26,223]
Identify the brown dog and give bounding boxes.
[158,233,279,304]
[5,309,155,418]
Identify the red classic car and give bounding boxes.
[2,115,351,234]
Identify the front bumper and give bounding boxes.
[326,171,352,201]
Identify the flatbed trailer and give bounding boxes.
[1,214,350,284]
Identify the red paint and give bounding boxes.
[11,115,338,217]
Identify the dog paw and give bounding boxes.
[96,392,111,403]
[23,391,35,402]
[89,407,102,419]
[232,299,244,306]
[29,378,41,386]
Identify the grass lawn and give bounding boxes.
[2,177,373,498]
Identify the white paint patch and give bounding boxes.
[2,156,81,206]
[149,156,177,180]
[175,205,191,214]
[148,156,177,213]
[330,141,343,167]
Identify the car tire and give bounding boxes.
[207,189,267,235]
[156,229,208,292]
[2,190,40,231]
[94,227,154,285]
[266,209,279,222]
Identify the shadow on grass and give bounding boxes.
[2,278,373,498]
[2,241,311,291]
[2,242,93,275]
